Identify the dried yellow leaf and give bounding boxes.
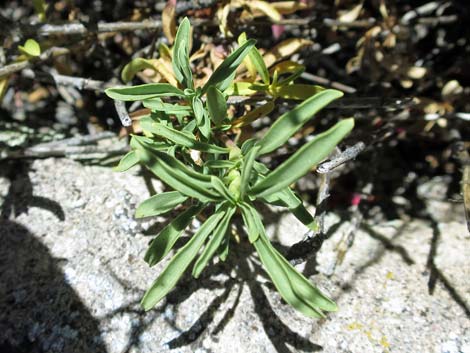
[162,0,177,44]
[232,101,275,128]
[271,1,309,15]
[217,3,232,37]
[244,1,282,22]
[338,3,363,23]
[263,38,313,68]
[150,58,178,86]
[0,77,10,102]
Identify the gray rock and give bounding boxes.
[0,158,468,353]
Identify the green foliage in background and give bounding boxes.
[106,18,353,318]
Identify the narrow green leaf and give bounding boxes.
[210,176,237,204]
[276,66,305,87]
[240,145,260,198]
[192,96,205,125]
[240,202,261,243]
[251,119,354,197]
[202,39,257,93]
[253,231,325,318]
[238,33,269,85]
[192,205,235,278]
[206,86,227,126]
[225,81,260,96]
[199,110,211,139]
[130,135,170,152]
[135,191,187,218]
[290,203,316,230]
[217,71,237,95]
[114,151,139,172]
[205,160,237,169]
[256,89,344,156]
[140,119,229,153]
[273,84,325,100]
[172,17,193,89]
[260,185,316,230]
[269,238,337,312]
[144,204,204,266]
[241,139,258,155]
[253,161,270,174]
[183,119,197,133]
[141,208,226,310]
[143,98,192,114]
[135,147,220,202]
[105,83,185,101]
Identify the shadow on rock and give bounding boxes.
[0,161,107,353]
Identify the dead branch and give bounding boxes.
[37,20,162,37]
[21,69,109,91]
[0,47,69,78]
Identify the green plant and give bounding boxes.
[105,18,353,318]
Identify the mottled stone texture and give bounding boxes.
[1,158,468,353]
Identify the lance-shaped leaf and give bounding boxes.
[192,205,236,278]
[256,89,344,156]
[135,147,220,202]
[240,202,262,243]
[210,176,237,204]
[206,86,227,126]
[202,39,257,94]
[130,135,170,152]
[141,208,226,310]
[177,40,194,89]
[105,83,185,101]
[114,151,139,172]
[172,17,193,89]
[140,119,229,153]
[135,191,188,218]
[251,212,334,313]
[250,118,354,197]
[272,84,325,100]
[260,185,316,230]
[225,81,260,96]
[199,110,211,139]
[143,98,192,115]
[231,101,274,128]
[238,32,270,84]
[240,145,260,198]
[192,96,205,125]
[145,204,205,266]
[205,160,237,169]
[255,230,336,316]
[268,235,337,312]
[279,191,316,230]
[269,60,305,87]
[249,46,270,84]
[253,231,325,318]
